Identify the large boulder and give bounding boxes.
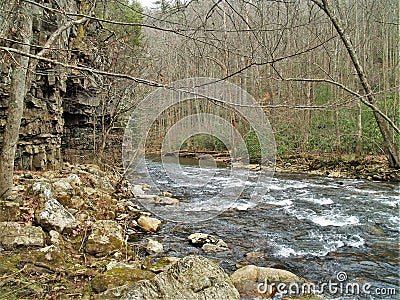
[92,268,155,294]
[0,222,45,249]
[122,255,240,300]
[85,220,124,257]
[230,265,303,299]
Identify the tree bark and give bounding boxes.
[312,0,400,168]
[0,2,33,198]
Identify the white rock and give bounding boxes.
[66,174,81,186]
[145,239,164,254]
[49,230,62,246]
[132,185,145,196]
[36,197,75,233]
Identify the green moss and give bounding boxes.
[91,267,155,293]
[0,254,21,274]
[86,236,123,257]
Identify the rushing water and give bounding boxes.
[135,159,399,299]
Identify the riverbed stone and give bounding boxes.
[230,265,303,298]
[145,257,181,273]
[201,242,229,253]
[188,232,228,252]
[122,255,240,300]
[85,220,124,257]
[145,239,164,254]
[137,216,161,232]
[0,222,45,249]
[188,232,219,245]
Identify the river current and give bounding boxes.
[134,159,399,299]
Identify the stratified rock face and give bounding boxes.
[0,0,82,171]
[122,255,240,300]
[85,220,124,257]
[0,222,45,250]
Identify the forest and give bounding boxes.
[0,0,399,299]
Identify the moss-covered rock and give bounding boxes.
[91,268,155,293]
[122,255,240,300]
[85,220,124,257]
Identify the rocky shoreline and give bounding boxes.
[160,150,400,182]
[0,163,323,299]
[275,153,400,182]
[1,155,397,299]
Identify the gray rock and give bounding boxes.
[52,179,73,195]
[0,222,45,249]
[132,185,145,196]
[201,243,229,253]
[188,233,219,245]
[122,255,240,300]
[36,197,75,233]
[85,220,124,257]
[32,180,75,232]
[66,174,81,187]
[138,195,180,206]
[38,245,61,261]
[106,260,140,271]
[49,230,63,246]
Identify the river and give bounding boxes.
[133,158,399,299]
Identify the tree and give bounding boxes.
[142,0,399,167]
[0,1,32,198]
[310,0,400,168]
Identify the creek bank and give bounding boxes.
[0,162,316,299]
[276,153,399,182]
[155,150,399,181]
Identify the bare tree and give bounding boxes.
[311,0,399,167]
[0,1,32,198]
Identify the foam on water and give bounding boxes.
[273,244,309,258]
[302,196,334,205]
[229,200,257,210]
[263,196,293,206]
[310,214,359,227]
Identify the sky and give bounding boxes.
[137,0,157,8]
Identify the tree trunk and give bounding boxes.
[355,100,363,156]
[0,2,33,198]
[312,0,400,168]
